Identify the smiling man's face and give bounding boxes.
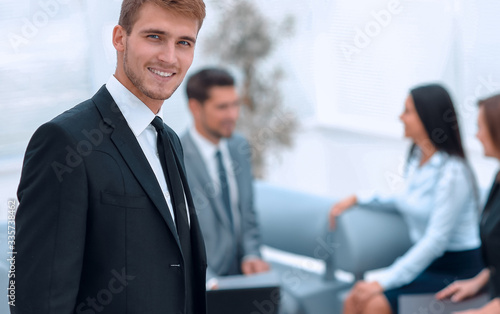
[113,2,199,112]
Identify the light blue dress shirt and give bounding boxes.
[357,150,481,291]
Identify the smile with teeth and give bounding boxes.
[149,68,174,78]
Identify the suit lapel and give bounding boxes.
[183,133,233,230]
[91,86,181,248]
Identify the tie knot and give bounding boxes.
[151,116,165,131]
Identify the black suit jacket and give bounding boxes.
[480,175,500,298]
[12,86,207,314]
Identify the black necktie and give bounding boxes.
[216,150,233,226]
[151,116,194,312]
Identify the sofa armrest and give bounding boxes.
[333,206,412,280]
[254,181,336,262]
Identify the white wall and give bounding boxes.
[2,0,500,221]
[253,0,500,201]
[266,122,499,203]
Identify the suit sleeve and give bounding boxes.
[12,122,88,314]
[237,138,263,259]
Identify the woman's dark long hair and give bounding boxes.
[408,84,466,161]
[407,84,480,208]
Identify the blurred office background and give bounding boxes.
[1,0,500,220]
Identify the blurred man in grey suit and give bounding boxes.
[180,68,269,288]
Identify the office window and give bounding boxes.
[314,0,500,147]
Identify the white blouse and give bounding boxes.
[357,150,481,291]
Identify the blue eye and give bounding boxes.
[148,35,160,39]
[179,41,190,46]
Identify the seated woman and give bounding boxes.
[436,94,500,314]
[330,84,483,314]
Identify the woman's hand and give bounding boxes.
[350,281,384,313]
[329,195,357,229]
[436,269,489,302]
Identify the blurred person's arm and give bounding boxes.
[436,268,490,302]
[329,189,401,229]
[369,160,473,291]
[238,137,269,274]
[241,257,270,275]
[329,195,357,229]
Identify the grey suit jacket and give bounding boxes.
[181,131,262,280]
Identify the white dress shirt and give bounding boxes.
[189,126,241,233]
[357,150,481,291]
[106,75,189,225]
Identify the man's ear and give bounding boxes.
[112,25,126,53]
[188,99,202,115]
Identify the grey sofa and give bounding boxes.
[254,181,413,314]
[255,181,491,314]
[255,181,348,314]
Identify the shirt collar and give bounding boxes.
[189,125,228,160]
[410,148,448,169]
[428,150,447,167]
[105,75,164,137]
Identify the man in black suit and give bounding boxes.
[12,1,207,313]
